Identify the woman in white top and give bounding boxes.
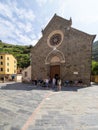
[52,77,56,88]
[57,78,62,91]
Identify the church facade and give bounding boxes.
[31,14,96,86]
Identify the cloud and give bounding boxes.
[36,0,48,6]
[0,0,98,45]
[0,2,13,19]
[0,1,36,45]
[15,7,35,22]
[36,0,53,6]
[56,0,98,23]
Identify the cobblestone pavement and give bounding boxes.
[0,82,98,130]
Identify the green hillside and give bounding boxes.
[0,41,32,68]
[92,41,98,61]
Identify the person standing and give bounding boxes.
[57,78,62,91]
[45,78,49,89]
[52,77,56,89]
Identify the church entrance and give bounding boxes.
[50,65,60,79]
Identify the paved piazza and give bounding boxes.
[0,82,98,130]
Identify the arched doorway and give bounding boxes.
[45,49,65,79]
[50,56,60,79]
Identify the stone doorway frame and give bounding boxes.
[45,49,65,79]
[45,49,65,65]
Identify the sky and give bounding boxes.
[0,0,98,46]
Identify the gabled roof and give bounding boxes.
[33,14,96,48]
[42,14,72,34]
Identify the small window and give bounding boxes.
[7,63,9,66]
[24,72,27,77]
[0,68,3,71]
[7,68,9,72]
[1,62,3,65]
[7,57,9,60]
[0,56,3,59]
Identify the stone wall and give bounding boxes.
[31,15,95,86]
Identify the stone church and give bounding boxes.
[31,14,96,86]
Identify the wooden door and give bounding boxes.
[50,65,60,79]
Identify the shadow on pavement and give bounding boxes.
[0,82,34,91]
[0,82,94,92]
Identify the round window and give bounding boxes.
[47,30,63,48]
[49,33,62,46]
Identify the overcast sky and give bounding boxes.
[0,0,98,45]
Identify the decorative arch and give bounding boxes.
[45,49,65,64]
[50,56,60,63]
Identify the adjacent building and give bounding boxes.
[22,66,31,82]
[31,14,96,86]
[0,53,17,81]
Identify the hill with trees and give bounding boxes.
[92,40,98,61]
[0,41,32,68]
[91,40,98,75]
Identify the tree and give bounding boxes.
[92,60,98,75]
